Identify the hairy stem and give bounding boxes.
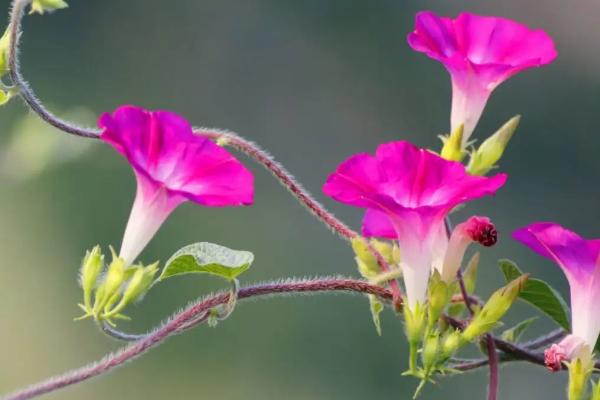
[198,127,403,308]
[2,276,581,400]
[1,277,392,400]
[6,0,403,307]
[8,0,100,138]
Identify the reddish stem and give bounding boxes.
[199,128,403,308]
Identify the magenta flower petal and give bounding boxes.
[324,141,506,308]
[408,11,557,144]
[514,222,600,350]
[362,209,397,239]
[100,105,254,264]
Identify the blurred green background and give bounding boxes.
[1,0,598,398]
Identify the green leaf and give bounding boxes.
[368,294,384,336]
[159,242,254,282]
[500,317,538,342]
[498,259,570,330]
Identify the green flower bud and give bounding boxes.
[462,275,528,341]
[0,25,11,77]
[121,262,159,306]
[440,124,465,161]
[370,239,396,265]
[30,0,68,15]
[440,330,462,361]
[427,271,450,331]
[403,302,426,344]
[421,334,440,371]
[467,115,520,176]
[80,246,104,310]
[93,251,126,314]
[351,237,379,278]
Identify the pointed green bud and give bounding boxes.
[370,239,396,265]
[421,334,440,371]
[568,357,593,400]
[403,302,426,344]
[427,271,450,331]
[440,330,462,361]
[93,251,126,314]
[30,0,68,15]
[462,275,528,341]
[0,25,11,77]
[80,246,104,310]
[121,262,159,306]
[352,237,379,278]
[467,115,520,176]
[440,124,465,161]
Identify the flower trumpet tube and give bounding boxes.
[439,216,497,282]
[408,11,557,145]
[100,106,254,265]
[323,141,506,310]
[514,222,600,370]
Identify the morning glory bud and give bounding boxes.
[29,0,68,15]
[403,303,426,344]
[351,237,397,279]
[427,271,450,331]
[80,246,104,310]
[93,252,126,314]
[121,262,159,306]
[462,275,528,341]
[421,334,440,371]
[0,25,10,76]
[440,124,465,161]
[440,330,462,361]
[467,115,520,176]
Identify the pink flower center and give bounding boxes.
[544,344,567,372]
[466,217,497,247]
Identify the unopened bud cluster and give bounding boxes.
[77,246,158,326]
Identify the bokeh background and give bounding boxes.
[1,0,599,398]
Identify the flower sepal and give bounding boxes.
[462,274,528,341]
[427,271,450,333]
[75,246,159,326]
[567,355,595,400]
[439,124,465,161]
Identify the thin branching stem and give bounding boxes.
[8,0,100,138]
[1,277,392,400]
[198,128,404,308]
[2,276,577,400]
[6,0,403,306]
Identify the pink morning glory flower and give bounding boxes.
[100,105,254,264]
[407,11,557,146]
[514,222,600,369]
[323,141,506,309]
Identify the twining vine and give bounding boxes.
[2,2,597,400]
